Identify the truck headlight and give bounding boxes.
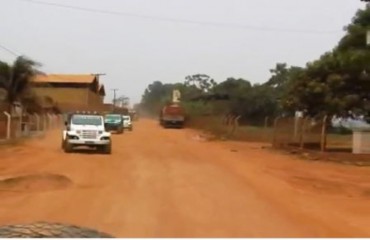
[68,135,79,140]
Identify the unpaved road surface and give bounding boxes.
[1,119,370,237]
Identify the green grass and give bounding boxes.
[187,116,354,150]
[327,134,352,148]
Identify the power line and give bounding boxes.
[0,43,20,57]
[19,0,341,34]
[0,42,108,83]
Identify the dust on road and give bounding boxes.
[0,119,370,237]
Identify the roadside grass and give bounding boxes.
[327,134,352,149]
[187,116,353,148]
[187,116,370,166]
[187,116,272,142]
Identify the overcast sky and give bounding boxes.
[0,0,365,104]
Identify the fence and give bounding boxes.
[188,115,273,142]
[0,112,63,141]
[188,114,331,151]
[272,116,327,151]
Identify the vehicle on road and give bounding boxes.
[104,114,124,134]
[62,113,112,154]
[122,115,133,131]
[159,103,185,128]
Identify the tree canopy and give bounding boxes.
[0,56,42,112]
[141,5,370,123]
[282,5,370,117]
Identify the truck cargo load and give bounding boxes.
[159,103,185,128]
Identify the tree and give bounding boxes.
[213,77,250,114]
[141,81,177,114]
[0,56,41,113]
[266,63,304,115]
[212,77,280,122]
[279,5,370,117]
[185,74,216,94]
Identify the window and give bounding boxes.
[71,115,102,126]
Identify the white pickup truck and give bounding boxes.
[62,113,112,154]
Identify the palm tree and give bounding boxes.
[0,56,41,113]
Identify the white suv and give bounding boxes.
[62,113,112,154]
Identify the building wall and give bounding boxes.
[87,90,104,107]
[33,87,104,113]
[34,87,89,105]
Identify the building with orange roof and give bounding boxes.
[32,74,106,112]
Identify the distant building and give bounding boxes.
[32,74,106,112]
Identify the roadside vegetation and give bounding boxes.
[140,6,370,127]
[0,56,44,114]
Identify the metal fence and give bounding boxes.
[272,116,327,151]
[0,112,63,142]
[189,114,329,151]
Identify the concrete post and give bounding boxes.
[50,114,54,129]
[53,114,57,129]
[58,114,63,128]
[272,117,281,147]
[34,113,40,131]
[43,114,47,131]
[47,113,52,130]
[264,116,269,129]
[234,115,241,128]
[299,117,308,149]
[3,111,11,140]
[321,115,328,152]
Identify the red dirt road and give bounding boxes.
[0,119,370,237]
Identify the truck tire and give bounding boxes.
[64,141,73,153]
[103,142,112,154]
[0,222,113,238]
[61,139,66,150]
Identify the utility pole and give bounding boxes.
[117,95,130,108]
[111,88,119,112]
[91,73,106,78]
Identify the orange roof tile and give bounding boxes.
[33,74,96,84]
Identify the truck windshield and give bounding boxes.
[105,115,122,121]
[71,115,102,126]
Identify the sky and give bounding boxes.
[0,0,366,104]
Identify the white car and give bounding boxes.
[62,113,112,154]
[122,115,133,131]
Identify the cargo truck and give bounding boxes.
[159,103,185,128]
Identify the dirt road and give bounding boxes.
[0,119,370,237]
